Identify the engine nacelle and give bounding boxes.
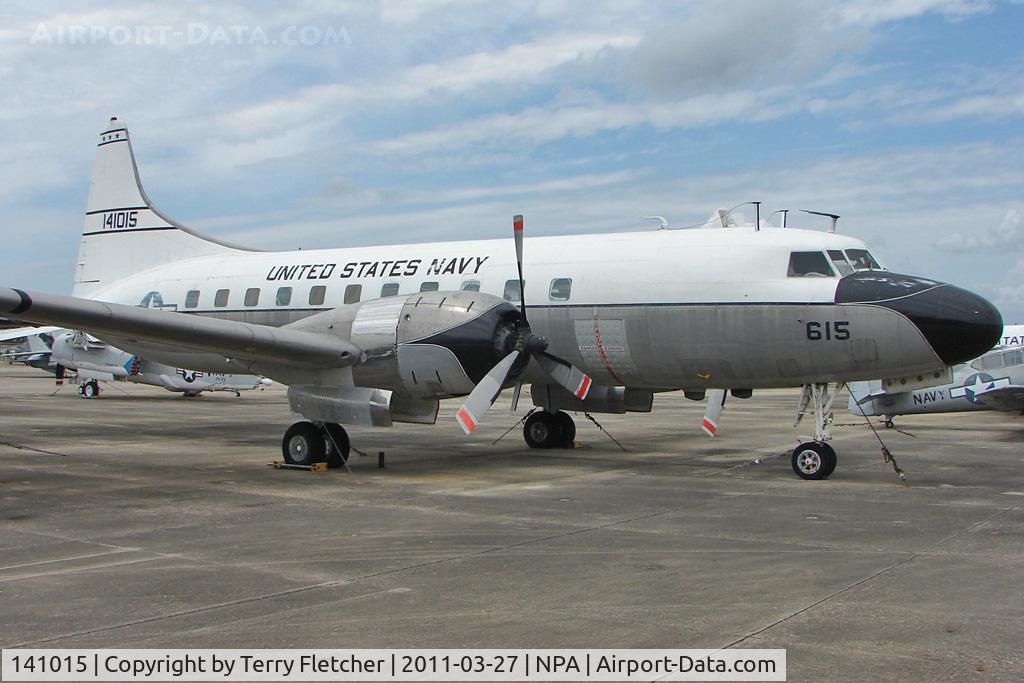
[289,290,520,399]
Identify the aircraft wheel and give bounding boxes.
[791,442,836,480]
[323,423,350,468]
[82,380,99,399]
[523,411,563,449]
[556,411,576,448]
[282,421,326,466]
[884,417,895,429]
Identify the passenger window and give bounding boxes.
[503,279,524,302]
[344,284,362,304]
[787,252,834,277]
[1002,349,1023,367]
[381,283,400,297]
[461,279,481,292]
[276,286,292,306]
[214,289,230,307]
[845,249,881,271]
[309,285,326,306]
[420,281,439,292]
[184,290,200,309]
[827,250,854,276]
[549,278,572,301]
[244,288,260,307]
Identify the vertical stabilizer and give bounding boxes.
[74,117,254,298]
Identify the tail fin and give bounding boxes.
[73,117,256,297]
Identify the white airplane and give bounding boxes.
[0,117,1003,478]
[0,326,271,397]
[850,340,1024,424]
[998,324,1024,348]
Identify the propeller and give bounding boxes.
[456,215,593,434]
[701,389,727,437]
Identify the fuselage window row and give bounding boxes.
[165,275,581,312]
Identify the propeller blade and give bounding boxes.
[701,389,727,437]
[513,214,528,324]
[536,351,592,400]
[510,381,523,411]
[456,350,523,434]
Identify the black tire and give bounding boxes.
[556,411,576,448]
[282,421,326,465]
[523,411,563,449]
[82,381,99,399]
[323,423,350,469]
[822,444,838,478]
[791,442,836,480]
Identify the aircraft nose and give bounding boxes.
[835,272,1002,366]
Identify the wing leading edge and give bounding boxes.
[0,288,359,371]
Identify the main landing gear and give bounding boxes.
[523,410,576,449]
[78,379,100,399]
[282,421,350,469]
[791,382,842,480]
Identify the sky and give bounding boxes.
[1,0,1022,321]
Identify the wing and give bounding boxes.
[0,325,62,342]
[0,288,359,373]
[974,385,1024,412]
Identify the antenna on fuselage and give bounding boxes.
[801,209,841,233]
[768,209,789,228]
[642,216,669,230]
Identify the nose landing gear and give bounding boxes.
[792,382,842,479]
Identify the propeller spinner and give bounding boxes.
[455,215,593,434]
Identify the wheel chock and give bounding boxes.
[269,461,328,472]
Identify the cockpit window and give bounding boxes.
[845,249,881,271]
[827,250,854,276]
[1002,348,1023,367]
[975,352,1004,371]
[787,251,835,278]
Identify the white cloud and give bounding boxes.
[937,209,1024,252]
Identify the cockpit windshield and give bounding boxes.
[827,250,855,276]
[845,249,881,271]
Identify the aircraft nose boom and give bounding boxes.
[835,272,1002,366]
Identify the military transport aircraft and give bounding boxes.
[850,342,1024,424]
[0,118,1003,478]
[0,326,270,397]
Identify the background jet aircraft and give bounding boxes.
[0,118,1003,479]
[850,343,1024,423]
[0,326,270,398]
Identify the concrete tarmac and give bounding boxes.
[0,365,1021,681]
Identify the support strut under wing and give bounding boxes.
[0,288,360,369]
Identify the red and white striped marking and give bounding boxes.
[456,405,478,435]
[701,417,718,437]
[574,374,592,400]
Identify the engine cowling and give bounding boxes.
[292,290,521,399]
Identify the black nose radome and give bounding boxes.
[835,272,1003,366]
